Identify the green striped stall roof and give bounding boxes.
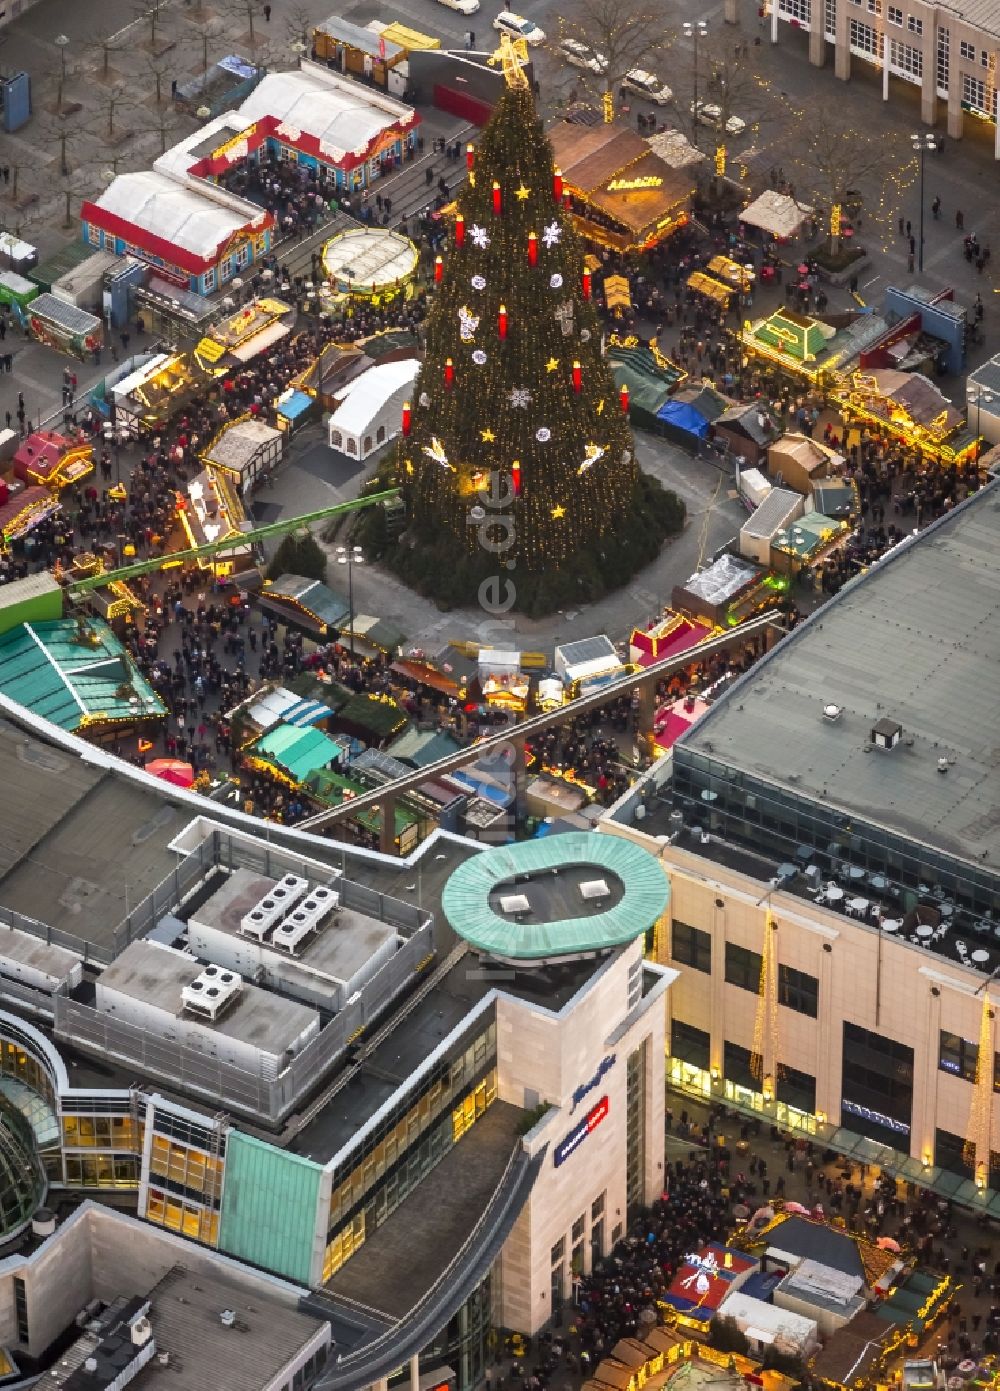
[441,832,669,960]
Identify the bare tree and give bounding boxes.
[143,105,185,156]
[224,0,264,47]
[556,0,673,122]
[199,17,224,72]
[146,51,173,106]
[88,24,126,83]
[99,84,133,139]
[134,0,171,52]
[284,2,314,55]
[687,32,762,173]
[796,110,894,253]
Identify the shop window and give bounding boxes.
[725,942,762,992]
[671,920,711,974]
[939,1029,978,1082]
[842,1021,913,1141]
[776,1063,816,1114]
[778,964,818,1017]
[723,1040,757,1091]
[670,1019,710,1071]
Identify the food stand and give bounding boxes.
[177,468,252,576]
[27,294,103,361]
[478,648,530,714]
[0,482,59,544]
[12,431,93,489]
[112,352,203,433]
[201,415,284,494]
[193,297,294,371]
[320,228,419,305]
[707,254,754,292]
[629,612,715,667]
[687,270,735,308]
[771,512,850,576]
[548,122,693,252]
[0,270,38,323]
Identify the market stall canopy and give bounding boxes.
[603,275,631,310]
[145,758,196,787]
[547,121,694,236]
[237,67,417,166]
[608,341,685,426]
[687,270,733,305]
[772,511,848,560]
[740,189,814,239]
[645,127,707,169]
[866,368,964,433]
[656,398,711,438]
[708,254,754,290]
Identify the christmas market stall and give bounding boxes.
[256,574,350,640]
[712,402,779,466]
[686,270,734,309]
[334,691,409,747]
[547,121,693,252]
[0,482,60,546]
[201,415,284,494]
[672,553,772,627]
[274,389,315,436]
[659,1244,759,1332]
[303,766,422,855]
[337,615,405,660]
[27,294,103,361]
[834,368,977,463]
[177,468,253,577]
[241,721,346,790]
[12,431,93,490]
[739,189,813,243]
[0,270,38,323]
[770,511,851,576]
[768,431,845,494]
[111,353,205,434]
[629,612,715,668]
[294,342,367,412]
[707,254,754,292]
[228,683,338,741]
[651,693,710,757]
[193,298,295,371]
[742,308,890,388]
[0,616,166,741]
[738,486,806,565]
[478,647,530,714]
[608,337,686,433]
[554,635,626,699]
[327,357,420,459]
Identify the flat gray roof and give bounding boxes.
[141,1264,325,1390]
[678,481,1000,866]
[0,923,81,977]
[0,778,186,951]
[192,868,398,984]
[99,940,319,1052]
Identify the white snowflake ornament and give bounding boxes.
[471,275,487,291]
[536,427,551,442]
[469,224,491,249]
[549,273,563,289]
[458,305,480,341]
[472,350,487,365]
[579,328,592,342]
[508,387,533,409]
[542,220,562,248]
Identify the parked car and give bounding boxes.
[622,69,673,104]
[493,11,546,43]
[437,0,480,13]
[690,100,746,135]
[556,37,606,71]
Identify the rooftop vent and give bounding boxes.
[823,703,843,722]
[499,893,531,914]
[270,888,338,956]
[871,717,902,751]
[220,1310,236,1329]
[580,879,610,902]
[181,964,244,1021]
[240,874,309,941]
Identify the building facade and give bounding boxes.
[766,0,1000,155]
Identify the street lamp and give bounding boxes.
[337,545,364,661]
[910,132,936,274]
[54,34,69,109]
[683,19,708,148]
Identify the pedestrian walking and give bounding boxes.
[956,209,965,230]
[264,2,271,18]
[932,196,941,218]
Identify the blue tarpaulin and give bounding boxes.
[655,399,710,438]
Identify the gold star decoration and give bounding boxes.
[469,171,476,187]
[551,504,566,519]
[515,183,531,201]
[404,459,414,475]
[545,357,559,372]
[596,398,606,415]
[481,427,496,442]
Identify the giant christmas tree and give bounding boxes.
[385,45,683,614]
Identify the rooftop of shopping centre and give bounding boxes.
[674,478,1000,869]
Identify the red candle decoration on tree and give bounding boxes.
[582,268,592,301]
[402,400,412,436]
[619,383,630,415]
[455,212,465,247]
[553,168,563,202]
[434,255,443,284]
[492,180,502,216]
[572,360,582,393]
[498,303,508,340]
[466,142,475,170]
[511,460,521,496]
[527,231,538,267]
[444,358,454,388]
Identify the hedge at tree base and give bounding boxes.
[379,471,685,618]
